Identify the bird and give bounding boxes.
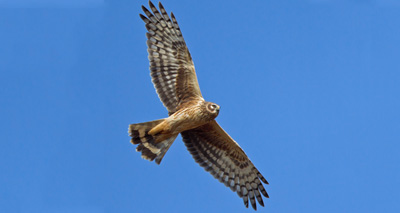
[129,1,269,210]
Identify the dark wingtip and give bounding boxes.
[251,200,257,210]
[258,197,265,207]
[149,0,156,9]
[258,172,269,184]
[243,197,249,208]
[263,176,269,185]
[158,1,164,9]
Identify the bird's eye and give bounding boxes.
[207,103,219,113]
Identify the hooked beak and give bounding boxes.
[216,105,221,112]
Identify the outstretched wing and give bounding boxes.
[181,120,269,210]
[140,2,203,114]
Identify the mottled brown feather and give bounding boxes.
[140,2,203,114]
[129,119,178,164]
[181,120,269,210]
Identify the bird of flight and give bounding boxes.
[129,1,269,210]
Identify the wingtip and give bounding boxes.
[243,197,249,208]
[250,196,257,210]
[258,197,265,207]
[158,1,164,9]
[148,0,156,9]
[258,172,269,184]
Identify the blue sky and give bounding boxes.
[1,0,400,212]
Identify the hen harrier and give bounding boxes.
[129,1,269,210]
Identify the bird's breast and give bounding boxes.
[167,102,214,133]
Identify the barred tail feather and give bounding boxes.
[129,119,178,164]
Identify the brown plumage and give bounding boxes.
[129,1,269,210]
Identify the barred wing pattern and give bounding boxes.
[181,121,269,210]
[140,2,203,114]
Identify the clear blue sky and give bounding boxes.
[1,0,400,212]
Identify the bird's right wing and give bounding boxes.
[140,1,203,115]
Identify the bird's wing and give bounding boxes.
[181,120,269,210]
[140,2,203,115]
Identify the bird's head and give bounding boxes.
[206,102,220,116]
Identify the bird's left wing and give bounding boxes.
[140,2,203,115]
[181,120,269,210]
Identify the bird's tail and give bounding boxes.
[128,119,178,164]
